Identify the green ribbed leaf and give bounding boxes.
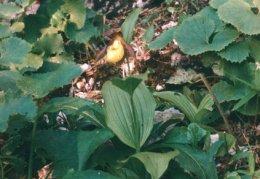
[174,144,218,179]
[154,91,198,122]
[40,97,105,127]
[121,8,141,43]
[148,27,175,50]
[128,151,179,179]
[102,77,156,150]
[36,129,113,177]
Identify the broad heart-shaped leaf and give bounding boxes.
[148,27,175,50]
[63,170,119,179]
[121,8,141,43]
[62,0,86,29]
[173,144,218,179]
[0,71,21,91]
[35,129,114,178]
[154,91,198,122]
[175,8,239,55]
[218,0,260,35]
[210,0,228,9]
[0,37,31,67]
[212,81,251,103]
[39,97,105,127]
[0,2,24,18]
[0,24,12,39]
[16,53,43,73]
[17,62,82,98]
[128,151,179,179]
[65,21,98,43]
[248,38,260,62]
[33,33,64,56]
[0,91,37,132]
[218,41,250,63]
[102,77,156,150]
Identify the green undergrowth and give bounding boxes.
[0,0,259,178]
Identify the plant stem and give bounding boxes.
[28,116,39,179]
[200,74,233,134]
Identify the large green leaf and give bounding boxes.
[0,91,37,132]
[248,38,260,62]
[0,2,24,18]
[62,0,86,29]
[17,62,82,98]
[35,129,113,177]
[224,62,258,90]
[143,24,154,43]
[121,8,141,43]
[0,24,12,39]
[148,27,175,50]
[0,71,20,91]
[154,91,198,122]
[218,41,250,63]
[175,7,239,55]
[39,97,105,127]
[128,151,179,179]
[63,170,119,179]
[65,21,98,43]
[218,0,260,35]
[0,37,31,67]
[33,33,64,56]
[212,81,250,103]
[102,77,156,150]
[187,123,207,147]
[173,144,218,179]
[210,0,228,9]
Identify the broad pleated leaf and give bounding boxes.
[63,170,119,179]
[175,8,238,55]
[0,92,37,132]
[148,27,175,50]
[0,37,31,67]
[218,0,260,35]
[128,151,179,179]
[40,97,105,127]
[154,91,198,122]
[102,77,156,150]
[218,41,250,63]
[17,62,82,98]
[121,8,141,43]
[35,129,113,177]
[173,144,218,179]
